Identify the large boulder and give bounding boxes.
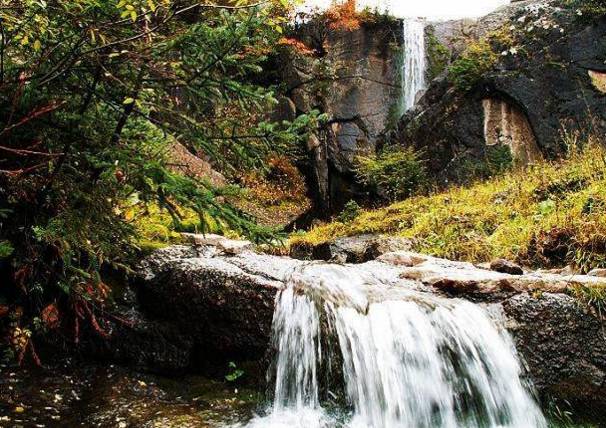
[136,246,302,365]
[503,293,606,419]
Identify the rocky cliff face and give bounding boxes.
[279,0,606,218]
[391,1,606,183]
[279,19,403,217]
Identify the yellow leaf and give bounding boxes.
[123,97,135,105]
[147,0,156,12]
[33,39,41,51]
[130,10,137,21]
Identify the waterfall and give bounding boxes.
[401,19,427,112]
[244,264,547,428]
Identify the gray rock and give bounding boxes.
[503,293,606,416]
[490,258,524,275]
[291,234,412,263]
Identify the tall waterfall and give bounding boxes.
[244,263,547,428]
[401,19,427,112]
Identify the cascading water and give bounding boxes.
[401,18,427,112]
[244,263,547,428]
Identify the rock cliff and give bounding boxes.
[391,1,606,183]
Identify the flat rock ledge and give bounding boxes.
[133,239,606,412]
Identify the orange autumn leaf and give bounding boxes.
[278,37,315,55]
[325,0,360,31]
[41,303,60,329]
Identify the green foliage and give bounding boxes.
[356,147,428,203]
[0,0,309,353]
[225,361,245,382]
[337,200,362,224]
[448,40,498,91]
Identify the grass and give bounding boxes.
[291,139,606,273]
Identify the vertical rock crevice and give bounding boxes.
[482,97,543,167]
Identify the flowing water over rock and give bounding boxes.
[401,19,427,112]
[245,263,547,428]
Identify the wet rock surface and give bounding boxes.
[503,293,606,418]
[136,245,302,368]
[134,240,606,411]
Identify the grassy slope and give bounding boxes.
[291,143,606,272]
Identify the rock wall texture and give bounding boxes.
[279,20,403,217]
[390,1,606,184]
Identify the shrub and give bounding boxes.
[448,40,498,91]
[356,147,428,203]
[337,200,362,223]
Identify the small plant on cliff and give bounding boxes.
[356,147,428,203]
[225,362,245,382]
[325,0,361,31]
[448,40,499,91]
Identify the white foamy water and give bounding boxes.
[244,263,547,428]
[401,19,427,112]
